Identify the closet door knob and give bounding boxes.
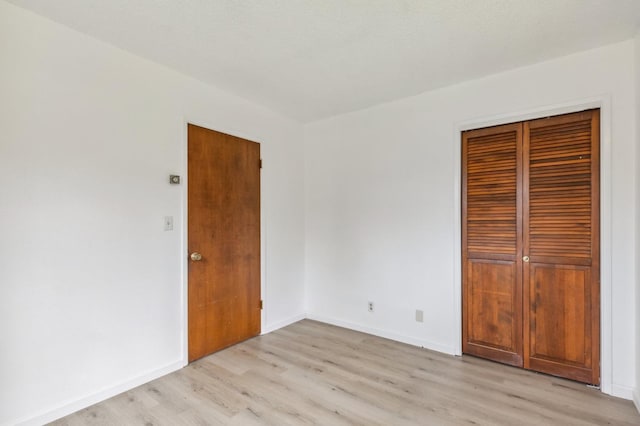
[190,252,203,261]
[523,256,530,262]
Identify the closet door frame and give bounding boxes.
[453,98,612,395]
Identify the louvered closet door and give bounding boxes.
[523,110,600,385]
[462,123,523,367]
[462,109,600,385]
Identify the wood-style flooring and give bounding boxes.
[50,320,640,425]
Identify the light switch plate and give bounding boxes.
[164,216,173,231]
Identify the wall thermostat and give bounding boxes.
[169,175,181,184]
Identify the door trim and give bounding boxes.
[179,116,267,367]
[452,95,613,395]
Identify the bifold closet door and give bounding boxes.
[462,109,600,385]
[523,110,600,385]
[462,122,524,367]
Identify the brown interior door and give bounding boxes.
[462,110,600,385]
[462,122,524,367]
[188,124,261,362]
[523,110,600,384]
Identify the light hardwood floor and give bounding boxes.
[51,320,640,425]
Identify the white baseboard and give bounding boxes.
[306,313,456,355]
[14,360,184,426]
[633,387,640,414]
[610,383,634,400]
[261,312,306,334]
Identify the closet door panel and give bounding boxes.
[527,264,593,383]
[523,110,600,384]
[466,260,519,360]
[462,123,523,366]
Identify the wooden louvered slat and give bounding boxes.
[464,129,518,256]
[527,117,592,259]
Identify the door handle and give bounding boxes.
[190,252,203,261]
[523,256,530,262]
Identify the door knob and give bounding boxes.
[523,256,530,262]
[190,252,203,261]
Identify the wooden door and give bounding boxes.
[462,122,524,367]
[188,124,261,362]
[523,110,600,384]
[462,110,600,385]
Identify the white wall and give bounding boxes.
[305,40,637,398]
[0,2,305,425]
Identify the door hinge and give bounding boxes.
[260,300,263,310]
[259,159,263,169]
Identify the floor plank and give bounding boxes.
[50,320,640,425]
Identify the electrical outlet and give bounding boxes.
[415,309,424,322]
[368,301,374,312]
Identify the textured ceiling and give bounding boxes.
[8,0,640,122]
